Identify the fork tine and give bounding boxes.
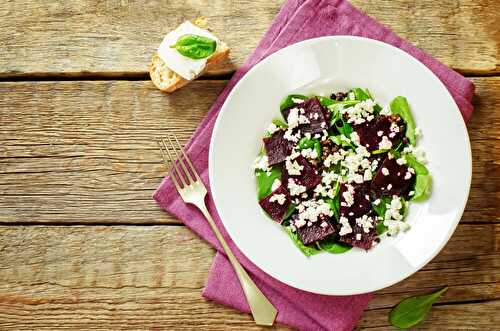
[173,134,201,181]
[166,134,195,185]
[157,139,183,192]
[159,137,187,189]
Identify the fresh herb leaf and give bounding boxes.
[170,34,217,60]
[255,167,282,200]
[349,87,372,101]
[283,203,296,220]
[285,227,321,257]
[389,287,448,329]
[317,96,335,107]
[319,237,352,254]
[405,154,432,201]
[298,137,316,149]
[279,94,308,112]
[390,96,417,145]
[272,118,288,129]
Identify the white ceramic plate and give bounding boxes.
[209,36,471,295]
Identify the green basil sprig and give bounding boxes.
[170,34,217,60]
[390,287,448,329]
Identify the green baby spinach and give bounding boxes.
[298,137,322,159]
[319,237,352,254]
[170,34,217,60]
[272,118,288,129]
[317,96,335,107]
[389,287,448,329]
[283,203,296,221]
[390,96,417,145]
[347,87,372,101]
[285,227,321,257]
[279,94,308,112]
[372,196,391,235]
[405,154,432,201]
[255,167,282,200]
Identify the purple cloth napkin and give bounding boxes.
[154,0,475,329]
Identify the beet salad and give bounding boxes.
[253,88,431,256]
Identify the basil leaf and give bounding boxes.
[390,96,417,145]
[318,237,352,254]
[279,94,307,112]
[390,287,448,329]
[285,227,321,257]
[170,34,217,60]
[272,118,288,129]
[255,167,281,200]
[405,154,432,201]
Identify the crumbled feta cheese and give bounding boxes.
[390,122,400,133]
[363,169,372,181]
[298,114,310,124]
[373,199,380,206]
[253,155,270,172]
[356,233,362,240]
[339,216,353,235]
[378,136,393,150]
[324,152,343,167]
[296,199,333,224]
[295,218,306,228]
[381,167,389,176]
[321,171,339,186]
[267,123,280,135]
[387,184,393,190]
[404,171,412,180]
[389,132,396,138]
[396,157,407,165]
[269,193,286,205]
[291,97,305,104]
[343,100,375,125]
[285,158,304,175]
[271,178,282,191]
[403,145,427,164]
[283,128,300,142]
[356,215,374,233]
[301,148,318,159]
[287,108,300,129]
[377,130,383,137]
[341,184,355,207]
[288,179,307,196]
[409,190,415,196]
[320,222,328,228]
[350,132,360,145]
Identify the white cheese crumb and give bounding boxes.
[377,130,384,137]
[253,155,270,172]
[364,169,372,181]
[287,108,300,129]
[381,167,389,176]
[301,148,318,159]
[291,97,305,104]
[404,171,412,180]
[288,179,307,196]
[387,183,393,190]
[341,184,355,207]
[339,216,353,235]
[350,132,360,145]
[267,123,280,135]
[378,136,393,150]
[285,158,304,175]
[269,193,286,205]
[271,178,281,191]
[356,233,362,240]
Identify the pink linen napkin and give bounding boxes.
[153,0,475,330]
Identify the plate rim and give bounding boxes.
[208,35,472,295]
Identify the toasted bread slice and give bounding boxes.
[149,19,230,93]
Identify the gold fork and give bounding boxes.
[157,134,278,326]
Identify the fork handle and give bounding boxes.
[197,204,278,326]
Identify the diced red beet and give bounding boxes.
[371,157,415,197]
[282,155,321,191]
[259,185,292,223]
[283,97,328,134]
[354,115,406,152]
[339,182,372,218]
[263,130,293,166]
[297,221,335,245]
[339,223,376,250]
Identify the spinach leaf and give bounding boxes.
[390,96,417,145]
[371,149,389,155]
[283,203,296,220]
[373,103,383,114]
[255,167,282,200]
[326,186,341,221]
[349,87,372,101]
[373,197,391,235]
[319,237,352,254]
[317,96,335,107]
[285,227,321,257]
[280,94,308,112]
[272,118,288,129]
[389,287,448,329]
[405,154,432,201]
[297,137,322,159]
[170,34,217,60]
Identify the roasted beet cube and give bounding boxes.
[259,185,292,223]
[297,221,335,245]
[355,115,406,152]
[263,130,293,166]
[339,182,372,219]
[283,97,328,134]
[371,157,415,197]
[339,223,376,250]
[282,155,321,191]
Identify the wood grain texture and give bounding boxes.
[0,0,498,77]
[0,224,498,330]
[0,78,499,225]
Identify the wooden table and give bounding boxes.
[0,1,498,329]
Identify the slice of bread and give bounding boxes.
[149,19,230,93]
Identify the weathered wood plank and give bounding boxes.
[0,78,499,224]
[0,0,497,76]
[0,224,498,329]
